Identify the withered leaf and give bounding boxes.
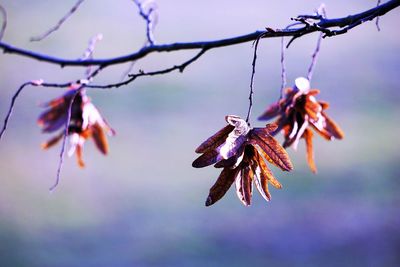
[304,96,321,121]
[214,145,245,169]
[319,101,330,110]
[323,112,344,139]
[192,149,222,168]
[195,125,234,153]
[205,167,240,206]
[254,148,282,189]
[91,123,109,155]
[258,103,281,121]
[41,132,64,149]
[251,129,293,171]
[303,128,317,173]
[235,165,253,206]
[76,144,85,168]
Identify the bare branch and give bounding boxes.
[0,0,397,68]
[120,0,158,81]
[81,33,103,77]
[49,88,79,191]
[50,66,102,191]
[246,33,264,124]
[376,0,382,31]
[30,0,85,42]
[133,0,158,46]
[0,4,7,41]
[307,4,327,82]
[0,81,38,140]
[86,49,208,89]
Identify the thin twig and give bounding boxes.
[81,33,103,77]
[30,0,85,42]
[80,33,103,60]
[246,33,264,124]
[0,0,396,68]
[376,0,382,31]
[120,0,158,81]
[280,35,287,99]
[88,49,208,89]
[0,82,36,140]
[133,0,158,46]
[0,4,7,41]
[279,22,303,99]
[307,4,327,82]
[50,66,102,191]
[49,88,80,191]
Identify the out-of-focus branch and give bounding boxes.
[0,0,397,68]
[81,33,103,76]
[120,0,158,80]
[376,0,382,31]
[86,49,208,89]
[133,0,158,46]
[30,0,85,42]
[307,4,327,82]
[0,4,7,41]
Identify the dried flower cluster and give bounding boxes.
[38,86,115,167]
[259,77,344,173]
[193,115,293,206]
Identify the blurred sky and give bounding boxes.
[0,1,399,266]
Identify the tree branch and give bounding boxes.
[30,0,85,42]
[0,0,398,68]
[0,4,7,41]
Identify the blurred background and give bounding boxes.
[0,0,399,266]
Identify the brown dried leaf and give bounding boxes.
[195,125,234,153]
[304,96,321,121]
[311,113,344,141]
[307,89,320,96]
[319,101,330,110]
[41,132,64,149]
[258,103,281,121]
[252,163,271,202]
[214,145,245,168]
[249,148,272,201]
[255,149,282,189]
[205,167,240,206]
[303,128,317,173]
[235,165,253,206]
[76,144,85,168]
[192,149,222,168]
[251,129,293,171]
[91,123,109,155]
[323,112,344,139]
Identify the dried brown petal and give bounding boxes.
[247,146,272,201]
[319,101,330,110]
[323,112,344,139]
[214,145,245,169]
[252,163,271,202]
[258,103,281,121]
[235,164,253,206]
[192,149,222,168]
[303,128,317,173]
[41,132,64,149]
[195,125,234,153]
[255,148,282,189]
[311,112,344,141]
[91,123,109,154]
[251,129,293,171]
[76,144,85,168]
[193,131,247,168]
[303,96,321,121]
[205,167,240,206]
[307,89,320,96]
